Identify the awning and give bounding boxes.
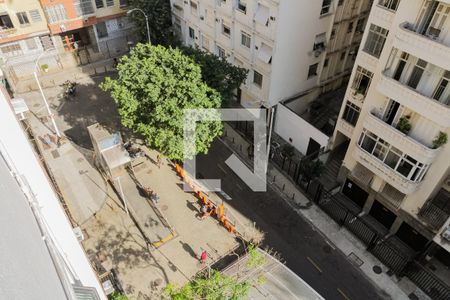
[255,4,270,25]
[257,43,272,63]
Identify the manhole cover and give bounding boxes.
[373,265,382,274]
[322,245,332,254]
[161,205,168,211]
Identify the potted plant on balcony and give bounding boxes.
[432,131,448,149]
[396,115,412,134]
[41,64,49,73]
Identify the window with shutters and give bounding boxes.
[45,4,68,23]
[241,31,251,48]
[95,0,104,8]
[106,0,114,7]
[307,63,318,78]
[29,10,42,22]
[321,0,332,15]
[74,0,95,16]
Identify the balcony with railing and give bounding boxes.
[365,110,439,164]
[378,69,450,127]
[418,188,450,232]
[395,22,450,71]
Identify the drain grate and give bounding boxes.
[347,252,364,267]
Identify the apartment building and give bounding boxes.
[170,0,372,155]
[0,0,137,87]
[330,0,450,294]
[0,86,107,299]
[39,0,136,65]
[0,0,54,78]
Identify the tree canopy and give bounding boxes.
[129,0,175,46]
[100,44,223,161]
[181,46,248,104]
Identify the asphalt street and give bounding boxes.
[196,139,390,300]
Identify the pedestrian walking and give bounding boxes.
[200,204,208,220]
[156,154,162,169]
[199,250,207,264]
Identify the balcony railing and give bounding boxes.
[0,27,17,38]
[366,110,439,164]
[395,22,450,71]
[418,203,450,232]
[353,146,420,194]
[378,73,450,127]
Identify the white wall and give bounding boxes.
[268,0,335,106]
[0,88,106,299]
[274,104,330,155]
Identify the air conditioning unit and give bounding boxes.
[73,227,84,242]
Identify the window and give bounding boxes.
[313,33,326,51]
[378,0,400,11]
[16,12,30,25]
[222,23,231,37]
[347,22,354,33]
[74,0,95,16]
[324,58,329,67]
[407,59,427,89]
[358,129,429,182]
[119,0,128,6]
[25,38,37,50]
[190,1,198,15]
[255,4,270,26]
[106,0,114,7]
[241,31,251,48]
[342,101,360,126]
[237,0,247,14]
[352,65,373,96]
[189,27,195,39]
[253,70,263,87]
[363,24,388,58]
[432,71,450,105]
[45,4,67,23]
[95,0,104,8]
[355,18,366,33]
[321,0,332,15]
[0,14,14,29]
[29,10,42,22]
[217,46,226,59]
[96,22,108,38]
[340,51,346,60]
[307,63,318,78]
[0,43,21,55]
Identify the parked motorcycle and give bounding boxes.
[63,80,77,98]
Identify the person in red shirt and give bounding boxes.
[200,250,207,264]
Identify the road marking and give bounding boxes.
[306,256,322,273]
[337,288,351,300]
[217,163,227,174]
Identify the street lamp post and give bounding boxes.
[34,49,61,140]
[127,8,151,44]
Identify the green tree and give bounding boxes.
[129,0,175,46]
[299,159,324,183]
[164,245,265,300]
[109,292,129,300]
[100,44,223,161]
[181,46,248,105]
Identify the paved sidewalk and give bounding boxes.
[25,112,111,225]
[221,123,430,300]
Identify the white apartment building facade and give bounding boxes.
[170,0,372,126]
[331,0,450,295]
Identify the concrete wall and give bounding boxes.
[274,104,330,155]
